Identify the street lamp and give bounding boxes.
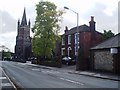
[64,6,79,70]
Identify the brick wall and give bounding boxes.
[94,50,113,71]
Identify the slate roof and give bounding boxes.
[65,24,90,35]
[91,33,120,49]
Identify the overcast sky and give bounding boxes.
[0,0,119,52]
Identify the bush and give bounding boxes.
[33,56,62,68]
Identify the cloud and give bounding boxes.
[0,32,16,52]
[60,2,118,35]
[0,10,17,33]
[118,1,120,33]
[80,2,118,34]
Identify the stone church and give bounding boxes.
[15,8,31,61]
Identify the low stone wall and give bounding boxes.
[94,50,113,72]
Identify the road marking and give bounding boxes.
[59,77,84,85]
[18,63,26,65]
[0,77,7,79]
[2,68,17,89]
[45,70,60,74]
[41,69,60,74]
[1,83,12,87]
[32,69,41,71]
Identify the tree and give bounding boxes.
[3,51,11,58]
[103,30,115,40]
[32,1,63,58]
[0,45,11,60]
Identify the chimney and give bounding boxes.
[89,16,96,43]
[65,26,68,33]
[89,16,96,31]
[91,16,94,21]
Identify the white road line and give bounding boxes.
[17,63,26,65]
[32,69,40,71]
[2,68,17,90]
[46,70,60,74]
[41,70,60,74]
[1,83,12,87]
[59,77,84,85]
[0,77,7,79]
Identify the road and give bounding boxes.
[0,61,119,89]
[0,62,16,90]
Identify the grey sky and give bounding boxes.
[0,0,119,52]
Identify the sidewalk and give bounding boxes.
[26,61,120,81]
[68,70,120,81]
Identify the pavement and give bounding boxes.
[26,61,120,81]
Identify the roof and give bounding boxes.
[65,24,90,35]
[91,33,120,49]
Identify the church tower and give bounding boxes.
[15,8,31,62]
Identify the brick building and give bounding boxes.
[61,16,103,70]
[15,8,32,61]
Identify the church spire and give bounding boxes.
[21,7,27,26]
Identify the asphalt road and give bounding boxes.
[0,63,16,90]
[1,61,119,89]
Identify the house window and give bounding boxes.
[62,36,65,45]
[61,48,65,56]
[68,35,71,44]
[75,33,79,44]
[68,47,72,56]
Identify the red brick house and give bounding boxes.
[61,16,103,70]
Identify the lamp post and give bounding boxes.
[64,6,79,70]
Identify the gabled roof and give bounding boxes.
[65,24,90,35]
[91,33,120,49]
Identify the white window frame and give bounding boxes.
[68,35,71,45]
[61,48,65,56]
[75,33,79,45]
[68,47,72,56]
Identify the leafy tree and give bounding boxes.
[3,51,11,58]
[0,45,11,60]
[32,1,63,58]
[103,30,115,40]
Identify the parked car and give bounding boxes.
[30,57,37,64]
[62,57,76,65]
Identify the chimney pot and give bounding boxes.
[91,16,94,21]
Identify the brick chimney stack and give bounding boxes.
[65,26,68,33]
[89,16,96,32]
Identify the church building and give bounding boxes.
[15,8,31,61]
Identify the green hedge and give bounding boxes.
[32,57,62,68]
